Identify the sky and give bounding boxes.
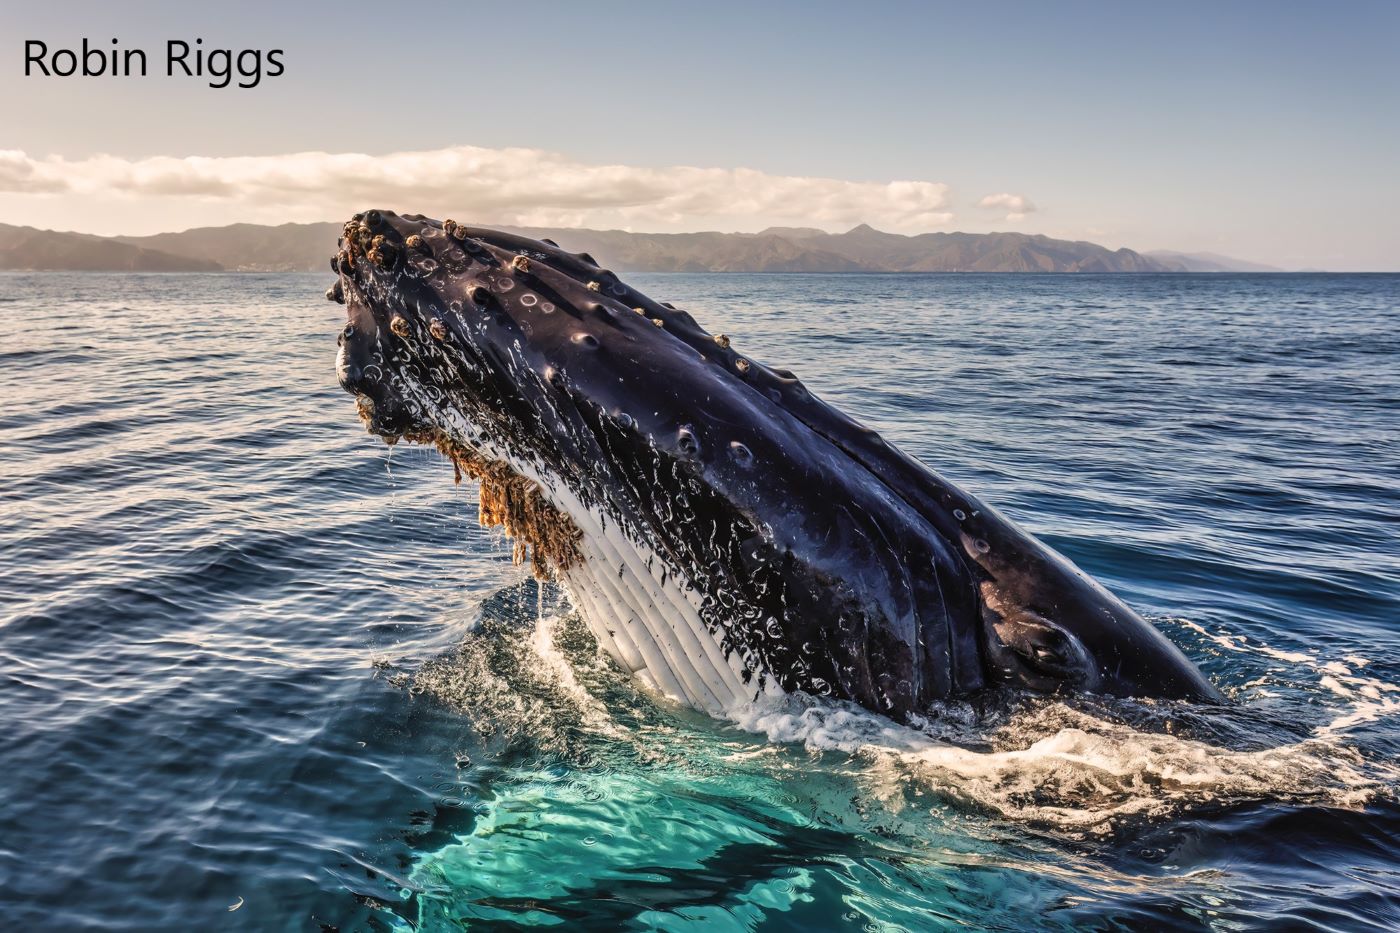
[2,0,1397,269]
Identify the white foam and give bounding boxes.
[729,693,1394,834]
[722,618,1400,834]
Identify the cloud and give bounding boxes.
[977,192,1037,222]
[0,150,69,194]
[0,146,956,233]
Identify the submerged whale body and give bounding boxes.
[330,210,1222,718]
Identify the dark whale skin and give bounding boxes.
[331,210,1223,717]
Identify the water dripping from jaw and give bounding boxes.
[385,442,396,523]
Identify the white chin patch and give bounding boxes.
[555,491,776,715]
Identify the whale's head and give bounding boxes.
[330,210,1221,716]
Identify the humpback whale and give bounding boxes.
[330,210,1222,718]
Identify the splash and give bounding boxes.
[405,592,1399,844]
[732,695,1390,834]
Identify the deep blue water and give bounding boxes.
[1,271,1398,931]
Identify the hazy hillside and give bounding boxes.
[497,227,871,273]
[114,223,341,273]
[757,225,1172,273]
[0,224,221,272]
[1145,250,1282,272]
[10,220,1190,274]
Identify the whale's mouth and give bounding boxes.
[357,404,583,579]
[329,208,1222,717]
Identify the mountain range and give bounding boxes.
[0,220,1279,274]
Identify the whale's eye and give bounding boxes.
[1016,627,1078,675]
[677,427,700,456]
[343,324,355,338]
[365,210,382,227]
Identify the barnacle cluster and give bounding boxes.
[340,211,399,270]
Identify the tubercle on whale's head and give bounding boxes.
[329,208,728,441]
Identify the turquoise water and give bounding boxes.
[2,272,1398,930]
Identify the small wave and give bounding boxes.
[1175,617,1400,737]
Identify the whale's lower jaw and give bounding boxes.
[362,401,774,715]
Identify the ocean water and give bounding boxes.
[2,270,1398,931]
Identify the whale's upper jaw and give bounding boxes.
[328,209,1222,716]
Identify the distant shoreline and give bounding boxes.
[2,220,1303,275]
